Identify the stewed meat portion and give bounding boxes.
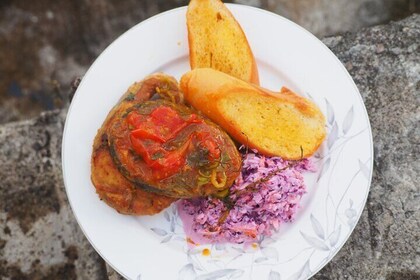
[90,73,182,215]
[91,73,241,214]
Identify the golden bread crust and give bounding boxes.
[187,0,259,84]
[180,68,326,160]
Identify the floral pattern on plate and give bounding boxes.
[147,98,372,280]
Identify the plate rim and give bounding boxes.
[238,4,374,279]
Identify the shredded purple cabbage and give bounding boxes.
[179,150,315,244]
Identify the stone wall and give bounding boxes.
[0,0,418,124]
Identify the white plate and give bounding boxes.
[62,4,373,280]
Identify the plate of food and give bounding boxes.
[62,1,373,279]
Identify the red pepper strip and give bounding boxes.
[130,134,193,179]
[204,138,221,160]
[149,137,193,179]
[195,132,221,161]
[131,127,166,143]
[149,107,202,142]
[128,106,207,180]
[150,106,186,130]
[129,108,202,143]
[127,111,146,128]
[129,135,156,166]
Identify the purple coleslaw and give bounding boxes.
[178,150,315,244]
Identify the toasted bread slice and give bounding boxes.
[187,0,259,84]
[180,68,326,159]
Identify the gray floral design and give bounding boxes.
[146,98,372,280]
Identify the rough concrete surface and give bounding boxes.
[0,111,107,279]
[0,10,419,280]
[313,14,420,280]
[0,0,418,124]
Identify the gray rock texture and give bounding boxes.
[0,111,108,279]
[0,13,419,280]
[0,0,418,124]
[313,14,420,280]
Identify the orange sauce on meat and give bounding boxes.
[128,105,222,181]
[128,106,201,179]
